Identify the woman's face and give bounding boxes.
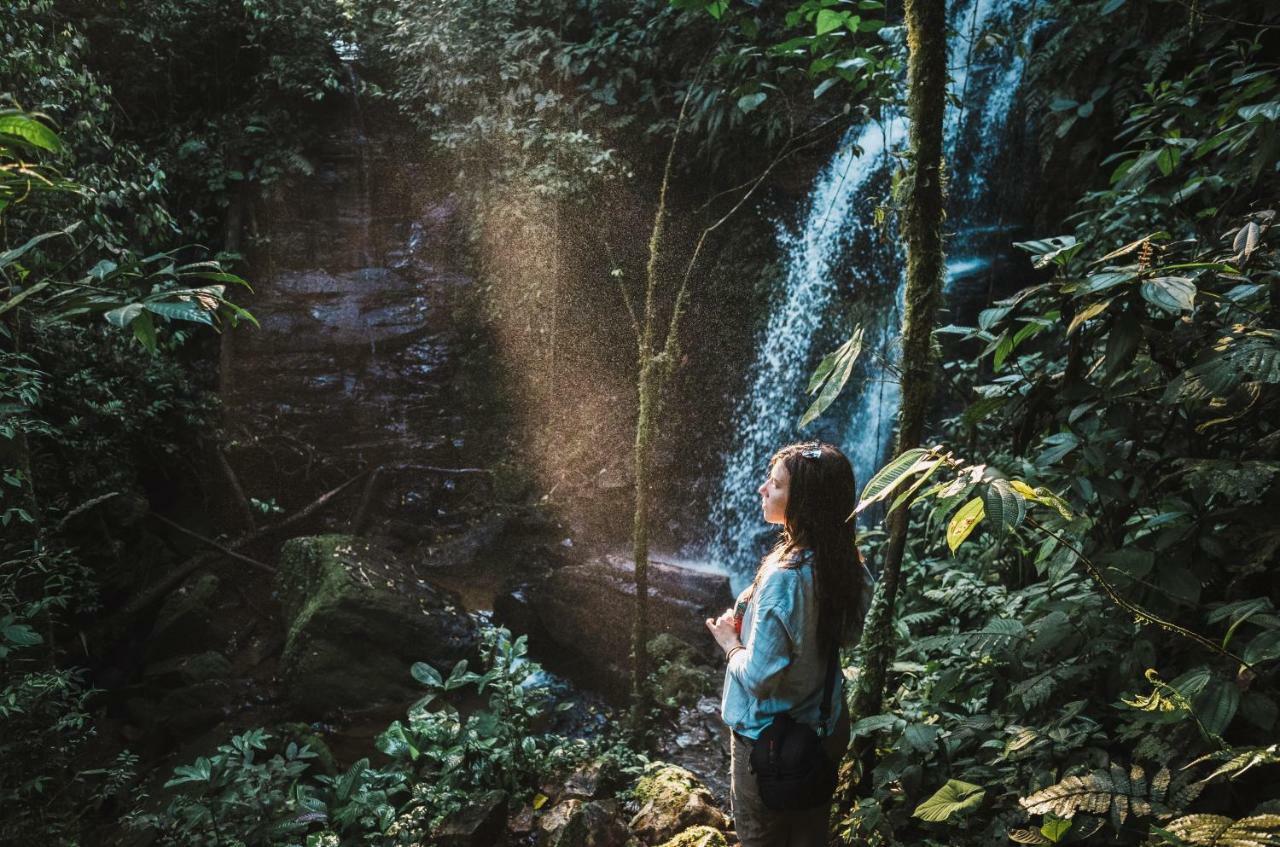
[758,460,790,525]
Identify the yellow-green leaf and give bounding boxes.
[947,498,985,553]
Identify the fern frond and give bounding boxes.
[1164,814,1280,847]
[1189,745,1280,786]
[1021,764,1183,821]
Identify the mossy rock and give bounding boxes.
[657,826,728,847]
[648,633,699,666]
[149,573,227,661]
[144,651,232,686]
[276,535,477,716]
[630,764,728,845]
[633,764,705,808]
[647,634,717,709]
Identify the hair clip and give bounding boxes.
[800,447,821,459]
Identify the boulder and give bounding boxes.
[539,799,639,847]
[629,765,729,845]
[276,535,477,716]
[144,651,232,687]
[435,789,508,847]
[656,827,728,847]
[148,573,228,661]
[526,556,730,692]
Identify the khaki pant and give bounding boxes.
[729,709,851,847]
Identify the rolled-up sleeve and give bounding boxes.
[726,603,795,700]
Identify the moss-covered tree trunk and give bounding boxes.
[846,0,949,788]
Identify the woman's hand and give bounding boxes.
[705,609,740,655]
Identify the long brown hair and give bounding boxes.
[756,440,863,651]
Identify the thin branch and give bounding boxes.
[1026,516,1254,672]
[147,512,276,575]
[120,470,368,619]
[601,234,641,347]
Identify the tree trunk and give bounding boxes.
[847,0,949,788]
[630,355,657,737]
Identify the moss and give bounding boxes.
[647,634,715,708]
[275,535,476,715]
[657,826,728,847]
[647,633,697,666]
[633,763,703,808]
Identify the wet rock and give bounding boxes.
[562,761,605,801]
[435,789,508,847]
[276,535,477,716]
[629,764,729,845]
[494,582,549,647]
[526,556,730,691]
[539,799,639,847]
[656,827,728,847]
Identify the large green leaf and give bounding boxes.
[983,479,1026,535]
[800,327,863,428]
[912,779,986,822]
[1141,276,1196,313]
[857,447,931,512]
[0,112,63,154]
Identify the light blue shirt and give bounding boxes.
[720,548,876,740]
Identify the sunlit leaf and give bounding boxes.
[947,497,985,554]
[912,779,985,822]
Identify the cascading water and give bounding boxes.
[705,0,1035,592]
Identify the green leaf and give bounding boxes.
[815,9,848,34]
[144,299,215,326]
[410,662,443,688]
[850,714,900,738]
[1140,276,1196,313]
[813,77,839,100]
[104,303,145,329]
[1192,679,1239,737]
[1239,101,1280,121]
[1067,298,1112,335]
[1156,145,1181,176]
[857,448,931,512]
[1041,814,1073,843]
[0,113,63,154]
[0,224,80,270]
[800,327,863,428]
[1078,270,1136,295]
[0,282,50,316]
[132,310,157,353]
[737,92,767,113]
[947,498,985,554]
[1244,631,1280,666]
[1,622,43,648]
[912,779,985,822]
[983,479,1026,535]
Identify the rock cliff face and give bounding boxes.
[276,534,477,715]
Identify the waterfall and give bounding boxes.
[704,0,1033,593]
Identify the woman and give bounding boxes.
[705,441,876,846]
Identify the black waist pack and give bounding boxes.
[748,641,840,811]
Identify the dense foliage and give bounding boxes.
[828,2,1280,843]
[4,0,1279,843]
[127,626,645,846]
[2,1,349,840]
